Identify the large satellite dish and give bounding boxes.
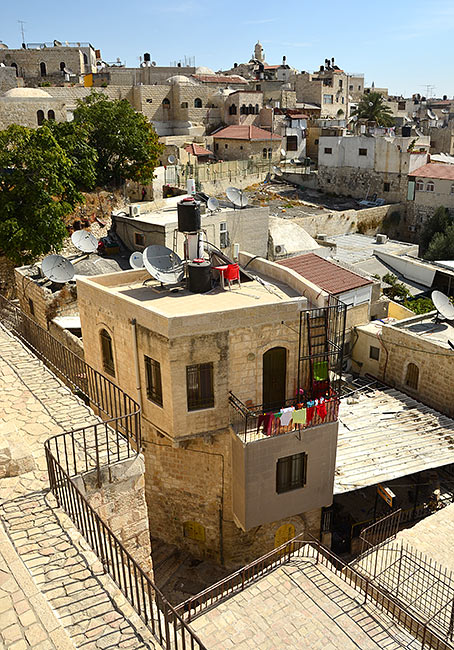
[431,290,454,321]
[129,251,144,269]
[143,245,184,284]
[207,197,219,212]
[226,187,249,208]
[272,165,282,175]
[41,255,75,283]
[71,230,98,253]
[168,154,176,164]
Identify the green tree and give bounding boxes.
[351,92,395,127]
[425,224,454,261]
[420,206,453,256]
[0,124,96,265]
[73,92,163,187]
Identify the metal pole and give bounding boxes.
[130,319,143,413]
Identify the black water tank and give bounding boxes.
[188,259,211,293]
[402,125,412,137]
[177,198,201,232]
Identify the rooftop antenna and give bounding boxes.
[129,251,145,269]
[143,245,184,284]
[18,20,26,47]
[41,254,75,284]
[207,197,220,213]
[431,290,454,322]
[71,230,98,254]
[226,186,249,209]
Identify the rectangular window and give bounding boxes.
[256,84,261,91]
[384,182,390,192]
[286,135,298,151]
[323,94,333,104]
[359,148,368,156]
[215,143,219,150]
[225,144,228,149]
[324,147,332,154]
[220,222,229,248]
[146,98,153,104]
[186,363,214,411]
[134,232,145,246]
[145,356,163,406]
[398,101,406,110]
[339,79,343,88]
[349,84,353,91]
[28,298,35,316]
[369,345,380,361]
[314,139,319,145]
[276,453,307,494]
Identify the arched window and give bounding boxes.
[194,98,202,108]
[60,61,66,71]
[181,101,188,108]
[255,104,259,114]
[229,104,237,115]
[100,329,115,376]
[426,181,434,192]
[248,104,253,115]
[39,62,47,77]
[162,98,170,109]
[37,110,44,126]
[268,147,272,159]
[47,110,55,120]
[415,179,424,191]
[405,363,419,390]
[262,148,268,159]
[240,104,247,115]
[10,62,18,76]
[451,183,454,194]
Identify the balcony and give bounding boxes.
[229,392,340,444]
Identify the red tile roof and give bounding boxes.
[278,253,372,294]
[212,125,281,141]
[264,65,281,69]
[409,163,454,181]
[192,75,248,84]
[184,143,213,157]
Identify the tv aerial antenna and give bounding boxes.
[41,254,75,284]
[71,230,98,254]
[18,20,26,45]
[207,197,220,213]
[226,186,249,209]
[431,290,454,322]
[129,251,145,269]
[143,245,184,284]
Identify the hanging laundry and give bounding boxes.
[293,408,306,425]
[306,400,315,423]
[279,406,294,427]
[257,413,273,436]
[316,398,327,421]
[313,361,328,381]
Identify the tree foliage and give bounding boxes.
[74,92,163,187]
[0,123,96,265]
[351,92,395,127]
[382,273,435,314]
[419,206,454,259]
[425,225,454,261]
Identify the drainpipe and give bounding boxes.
[131,318,143,411]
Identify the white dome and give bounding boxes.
[195,66,215,75]
[3,87,51,98]
[165,75,197,85]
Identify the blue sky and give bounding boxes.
[2,0,454,98]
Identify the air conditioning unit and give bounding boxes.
[129,204,141,218]
[375,233,388,244]
[274,244,287,255]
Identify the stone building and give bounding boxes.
[212,124,281,161]
[0,87,67,129]
[76,250,346,567]
[407,162,454,227]
[294,66,348,119]
[318,133,430,202]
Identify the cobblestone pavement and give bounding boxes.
[190,558,421,649]
[0,327,158,649]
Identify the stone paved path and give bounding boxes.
[0,326,158,649]
[190,557,421,649]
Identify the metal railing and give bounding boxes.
[175,535,453,649]
[229,392,339,443]
[0,295,206,650]
[359,509,402,555]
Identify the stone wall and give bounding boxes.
[213,137,281,161]
[318,165,407,203]
[0,46,94,77]
[0,96,67,129]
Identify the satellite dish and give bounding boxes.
[207,197,219,212]
[280,148,286,157]
[272,165,282,175]
[41,255,75,283]
[226,186,249,208]
[129,251,144,269]
[71,230,98,253]
[168,154,176,164]
[143,245,184,284]
[431,291,454,321]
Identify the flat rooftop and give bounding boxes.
[328,234,418,266]
[392,311,454,348]
[335,386,454,494]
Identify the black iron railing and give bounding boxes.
[229,392,340,444]
[175,535,452,650]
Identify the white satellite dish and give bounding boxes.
[226,186,248,208]
[129,251,144,269]
[71,230,98,254]
[143,245,184,284]
[272,165,282,175]
[431,290,454,321]
[207,197,219,212]
[168,154,176,164]
[41,254,75,283]
[280,148,286,157]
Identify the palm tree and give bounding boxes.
[351,92,395,127]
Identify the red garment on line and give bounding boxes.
[257,413,273,436]
[316,401,327,420]
[306,406,315,423]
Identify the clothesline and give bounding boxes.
[256,395,337,436]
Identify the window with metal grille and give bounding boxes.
[134,232,145,246]
[186,363,214,411]
[426,181,434,192]
[359,148,368,156]
[416,179,424,191]
[287,135,298,151]
[276,452,307,494]
[405,363,419,390]
[369,345,380,360]
[324,147,332,154]
[220,222,229,248]
[100,329,115,376]
[145,356,163,406]
[384,182,390,192]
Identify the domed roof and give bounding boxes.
[165,75,197,85]
[3,87,51,98]
[195,66,215,75]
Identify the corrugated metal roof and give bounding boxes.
[335,387,454,495]
[278,253,372,294]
